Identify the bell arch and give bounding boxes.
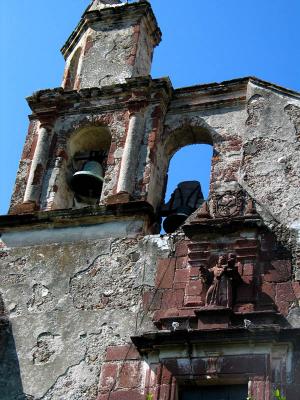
[68,125,111,158]
[163,125,214,160]
[165,144,213,199]
[147,124,216,224]
[40,122,115,211]
[160,126,214,233]
[66,125,112,206]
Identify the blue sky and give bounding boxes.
[1,0,300,214]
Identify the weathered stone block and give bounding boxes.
[117,361,141,389]
[276,282,296,315]
[264,260,291,283]
[161,289,184,309]
[174,269,189,283]
[184,280,203,297]
[105,345,141,362]
[155,259,176,289]
[99,362,119,392]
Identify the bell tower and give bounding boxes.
[61,0,160,89]
[9,0,165,219]
[2,1,300,399]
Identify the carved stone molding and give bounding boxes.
[212,190,244,218]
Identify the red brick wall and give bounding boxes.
[97,345,145,400]
[97,346,275,400]
[146,231,296,330]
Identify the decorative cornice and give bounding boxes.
[183,215,264,238]
[26,77,173,118]
[1,201,154,232]
[26,76,300,120]
[182,188,263,238]
[170,76,300,113]
[131,327,300,354]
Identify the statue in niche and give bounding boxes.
[200,253,242,308]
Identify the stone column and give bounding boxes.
[23,121,54,208]
[116,104,146,197]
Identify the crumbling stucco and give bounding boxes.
[4,1,300,398]
[0,234,170,399]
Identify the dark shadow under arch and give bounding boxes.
[65,125,113,206]
[68,125,112,159]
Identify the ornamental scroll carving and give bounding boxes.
[212,190,244,218]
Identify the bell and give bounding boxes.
[70,160,104,198]
[161,181,204,233]
[163,205,194,234]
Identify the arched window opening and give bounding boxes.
[67,126,111,206]
[64,47,82,90]
[161,144,213,233]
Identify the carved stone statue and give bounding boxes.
[200,253,242,308]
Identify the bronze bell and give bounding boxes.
[161,181,204,233]
[163,205,194,234]
[70,160,104,199]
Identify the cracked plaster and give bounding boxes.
[0,234,170,399]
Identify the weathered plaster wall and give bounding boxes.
[132,18,155,77]
[155,81,300,233]
[0,233,171,399]
[5,1,300,399]
[61,1,160,90]
[4,78,300,398]
[61,31,88,90]
[80,24,136,88]
[241,82,300,230]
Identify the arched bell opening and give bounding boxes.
[158,126,214,234]
[67,126,111,207]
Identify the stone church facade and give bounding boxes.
[1,1,300,399]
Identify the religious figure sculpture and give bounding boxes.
[200,253,242,308]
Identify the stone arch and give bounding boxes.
[66,125,112,205]
[163,124,214,160]
[41,124,113,211]
[68,125,112,159]
[147,122,216,215]
[161,125,214,232]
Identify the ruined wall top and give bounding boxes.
[89,0,122,10]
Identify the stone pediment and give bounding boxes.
[183,188,262,239]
